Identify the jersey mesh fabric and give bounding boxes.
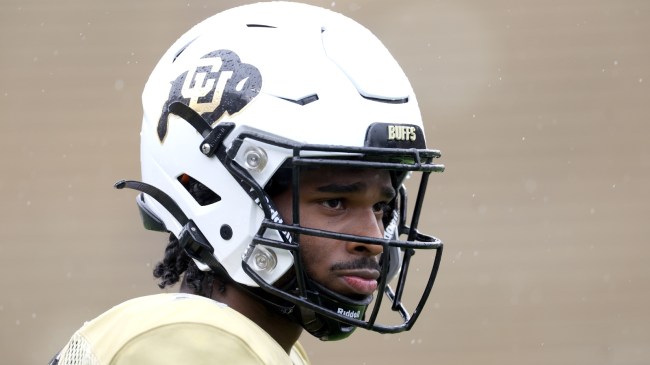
[58,332,100,365]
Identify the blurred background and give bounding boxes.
[1,0,648,364]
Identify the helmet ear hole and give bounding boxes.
[177,174,221,206]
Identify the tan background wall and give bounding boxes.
[1,1,648,364]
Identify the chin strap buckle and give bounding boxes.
[177,220,213,260]
[167,101,235,157]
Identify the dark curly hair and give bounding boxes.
[152,233,209,295]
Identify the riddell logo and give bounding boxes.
[337,307,361,319]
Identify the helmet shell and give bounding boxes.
[140,1,425,286]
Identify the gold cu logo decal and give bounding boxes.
[181,57,236,115]
[157,49,262,142]
[387,125,417,141]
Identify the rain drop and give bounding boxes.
[525,179,537,193]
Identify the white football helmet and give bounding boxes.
[117,1,444,340]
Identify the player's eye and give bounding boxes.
[321,198,344,210]
[373,202,391,215]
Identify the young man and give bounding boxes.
[52,2,444,364]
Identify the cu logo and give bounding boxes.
[158,49,262,142]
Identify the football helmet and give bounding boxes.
[118,1,444,340]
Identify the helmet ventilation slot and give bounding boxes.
[246,24,277,28]
[172,37,198,63]
[275,93,319,106]
[177,174,221,206]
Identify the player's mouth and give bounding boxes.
[337,270,380,296]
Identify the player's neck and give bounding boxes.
[181,277,303,353]
[235,295,303,353]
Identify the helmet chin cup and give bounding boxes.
[295,281,372,341]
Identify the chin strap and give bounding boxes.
[115,179,296,316]
[167,101,235,157]
[115,180,230,279]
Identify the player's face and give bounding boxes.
[273,166,394,299]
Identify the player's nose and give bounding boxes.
[344,208,384,256]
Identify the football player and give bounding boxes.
[52,2,444,364]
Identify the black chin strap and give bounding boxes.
[167,101,235,157]
[115,180,227,276]
[115,179,296,315]
[115,180,188,225]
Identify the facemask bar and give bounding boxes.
[221,131,444,334]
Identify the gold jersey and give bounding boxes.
[53,293,310,365]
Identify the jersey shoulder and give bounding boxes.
[55,293,310,365]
